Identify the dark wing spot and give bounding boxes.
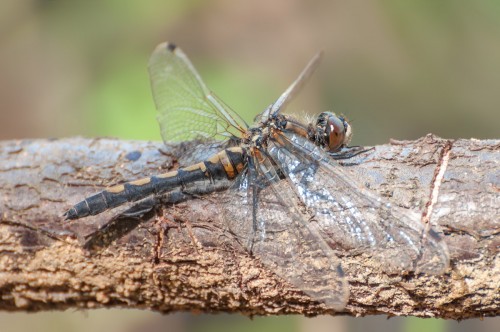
[166,43,177,52]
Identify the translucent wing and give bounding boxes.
[267,131,449,274]
[255,52,323,123]
[148,42,247,143]
[223,151,348,310]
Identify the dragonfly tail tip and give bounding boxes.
[63,209,77,221]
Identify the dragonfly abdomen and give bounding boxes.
[64,147,246,220]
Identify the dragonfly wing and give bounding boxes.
[254,52,323,124]
[148,42,247,143]
[268,131,449,275]
[222,152,348,310]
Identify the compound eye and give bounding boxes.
[325,115,346,152]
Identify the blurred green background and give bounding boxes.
[0,1,498,331]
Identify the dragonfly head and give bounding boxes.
[314,112,352,152]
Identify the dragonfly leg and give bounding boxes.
[328,145,373,160]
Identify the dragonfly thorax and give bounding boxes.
[244,127,265,148]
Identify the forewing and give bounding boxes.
[255,52,323,123]
[222,153,348,310]
[148,43,247,143]
[268,131,449,274]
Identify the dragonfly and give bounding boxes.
[65,42,449,310]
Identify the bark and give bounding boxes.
[0,135,498,319]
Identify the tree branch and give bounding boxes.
[0,135,498,318]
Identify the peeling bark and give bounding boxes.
[0,135,498,319]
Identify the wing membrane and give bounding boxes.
[148,43,247,143]
[255,52,323,123]
[268,131,449,274]
[222,152,348,310]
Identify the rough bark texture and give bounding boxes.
[0,135,498,319]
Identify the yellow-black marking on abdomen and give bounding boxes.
[64,147,247,220]
[106,184,125,194]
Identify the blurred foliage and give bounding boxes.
[1,0,499,144]
[404,317,445,332]
[190,315,299,332]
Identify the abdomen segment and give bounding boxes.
[64,147,245,220]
